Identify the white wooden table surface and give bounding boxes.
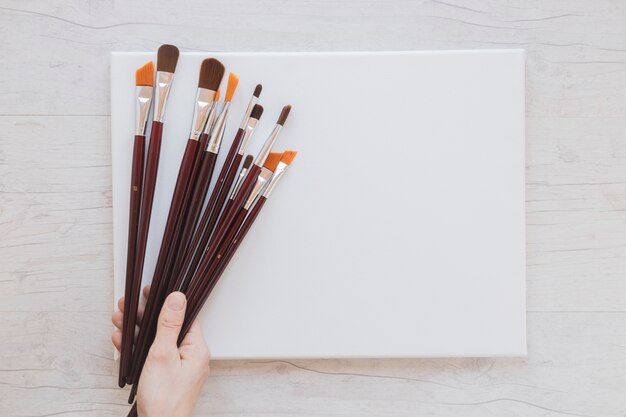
[1,1,625,416]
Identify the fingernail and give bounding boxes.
[167,292,186,311]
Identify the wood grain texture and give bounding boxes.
[0,0,625,416]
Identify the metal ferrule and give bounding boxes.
[244,168,273,210]
[202,102,218,137]
[263,162,288,198]
[207,101,230,154]
[254,124,282,166]
[237,116,259,155]
[230,166,249,199]
[135,86,153,135]
[153,71,175,122]
[189,88,215,141]
[238,95,259,130]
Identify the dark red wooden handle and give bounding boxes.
[119,134,146,387]
[203,130,245,243]
[169,151,219,293]
[174,128,244,295]
[192,164,261,285]
[128,137,198,388]
[124,121,162,386]
[185,206,246,303]
[127,402,137,417]
[155,141,216,312]
[182,197,267,340]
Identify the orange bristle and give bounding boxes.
[225,72,239,102]
[280,150,298,166]
[263,152,283,172]
[215,89,220,101]
[135,61,154,87]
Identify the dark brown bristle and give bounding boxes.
[277,105,291,126]
[253,84,262,98]
[198,58,225,91]
[243,154,254,169]
[263,152,283,172]
[157,44,179,73]
[250,104,264,120]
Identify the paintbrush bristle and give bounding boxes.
[135,61,154,87]
[215,89,220,101]
[243,154,254,169]
[156,44,179,73]
[225,73,239,102]
[263,152,283,172]
[254,84,262,98]
[281,150,298,166]
[277,105,291,126]
[250,104,264,120]
[199,58,225,91]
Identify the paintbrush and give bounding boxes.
[173,103,264,294]
[190,105,292,289]
[202,85,263,234]
[183,151,298,338]
[185,152,281,302]
[125,44,178,383]
[179,149,247,294]
[127,58,224,389]
[180,85,262,265]
[164,73,239,297]
[118,60,154,388]
[130,152,294,417]
[195,85,263,243]
[178,155,254,294]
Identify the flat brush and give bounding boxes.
[185,152,281,302]
[183,151,298,339]
[118,60,154,388]
[158,77,221,299]
[190,105,292,289]
[167,73,239,294]
[125,44,178,382]
[128,58,224,390]
[174,102,264,294]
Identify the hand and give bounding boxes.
[112,286,211,417]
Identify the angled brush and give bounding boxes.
[118,60,154,388]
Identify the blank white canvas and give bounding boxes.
[111,50,526,359]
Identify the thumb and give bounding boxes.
[153,292,187,348]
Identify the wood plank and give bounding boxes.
[0,1,625,116]
[526,116,626,311]
[1,312,624,416]
[0,115,114,314]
